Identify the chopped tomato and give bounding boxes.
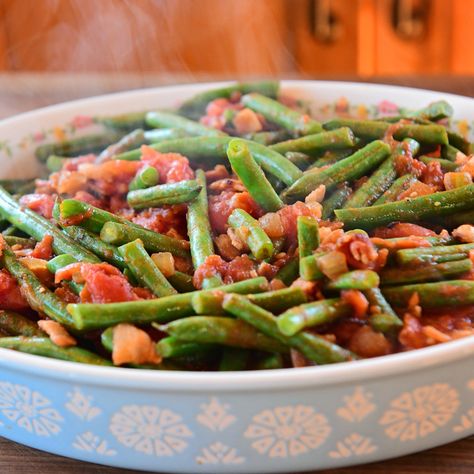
[141,146,194,183]
[421,161,444,190]
[349,325,392,358]
[19,194,56,219]
[372,223,436,238]
[31,235,54,260]
[341,290,369,319]
[0,269,29,311]
[278,202,314,244]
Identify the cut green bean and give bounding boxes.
[46,254,83,294]
[269,127,355,155]
[144,128,189,143]
[283,140,391,201]
[98,129,146,161]
[127,179,201,209]
[299,254,324,281]
[285,152,313,170]
[297,216,319,258]
[0,311,45,337]
[373,174,417,205]
[156,336,216,359]
[228,209,273,260]
[227,138,283,212]
[168,271,195,293]
[4,235,35,247]
[161,316,289,353]
[245,130,289,146]
[118,239,177,297]
[0,188,99,263]
[67,277,269,330]
[242,93,322,136]
[46,154,69,172]
[146,110,227,137]
[321,184,352,219]
[223,294,352,364]
[254,352,285,370]
[327,270,380,290]
[335,184,474,230]
[219,347,249,371]
[97,111,147,131]
[396,242,474,265]
[128,165,159,191]
[274,257,299,286]
[0,337,112,366]
[419,156,458,172]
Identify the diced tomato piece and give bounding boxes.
[19,194,56,219]
[141,146,194,183]
[0,269,29,311]
[372,223,436,238]
[224,255,257,284]
[278,202,313,244]
[193,255,227,289]
[31,235,54,260]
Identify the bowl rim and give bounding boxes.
[1,79,474,392]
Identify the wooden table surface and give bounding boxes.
[0,73,473,473]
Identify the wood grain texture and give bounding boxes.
[1,436,473,473]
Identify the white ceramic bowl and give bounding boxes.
[0,81,473,473]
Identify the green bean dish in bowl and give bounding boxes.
[0,81,473,473]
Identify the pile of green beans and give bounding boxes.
[0,82,473,372]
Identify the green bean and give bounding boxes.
[228,209,274,260]
[245,130,289,146]
[447,131,471,155]
[364,288,402,335]
[383,280,474,308]
[161,316,289,353]
[297,216,319,258]
[254,352,285,370]
[408,100,453,121]
[62,226,126,269]
[242,93,322,136]
[67,277,269,330]
[97,111,148,132]
[321,184,352,219]
[223,294,352,364]
[383,258,473,285]
[128,165,159,191]
[178,80,279,119]
[335,184,474,230]
[227,138,283,212]
[284,140,391,201]
[419,156,458,172]
[277,298,352,336]
[396,242,474,265]
[98,129,146,162]
[156,336,216,358]
[0,337,112,366]
[100,221,190,258]
[35,132,121,162]
[168,271,195,293]
[0,188,99,263]
[187,169,222,289]
[1,238,73,326]
[0,311,45,337]
[299,253,325,281]
[310,149,360,169]
[285,152,313,170]
[274,257,299,286]
[219,347,249,371]
[191,287,307,315]
[4,235,35,247]
[46,154,69,172]
[46,254,83,294]
[57,199,190,257]
[364,287,399,318]
[0,179,35,195]
[323,119,448,145]
[327,270,380,290]
[118,239,177,297]
[373,174,417,205]
[146,110,226,137]
[116,137,303,186]
[127,179,201,209]
[269,127,355,156]
[144,128,189,143]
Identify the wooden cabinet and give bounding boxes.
[0,0,473,75]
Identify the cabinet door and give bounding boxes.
[1,0,289,75]
[292,0,359,75]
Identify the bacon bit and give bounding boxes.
[257,261,279,280]
[290,278,317,299]
[205,165,229,183]
[305,185,326,203]
[420,161,444,190]
[398,180,436,200]
[112,323,161,366]
[0,269,29,310]
[225,255,258,284]
[453,225,474,243]
[57,170,87,195]
[320,228,344,247]
[399,313,428,349]
[227,227,249,251]
[19,257,52,285]
[31,235,54,260]
[422,325,451,343]
[38,320,76,347]
[348,325,392,358]
[337,232,381,270]
[341,290,369,319]
[19,194,56,219]
[259,212,285,239]
[372,223,436,239]
[141,146,194,183]
[209,178,246,193]
[214,234,241,261]
[233,108,263,134]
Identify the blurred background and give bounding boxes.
[0,0,473,116]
